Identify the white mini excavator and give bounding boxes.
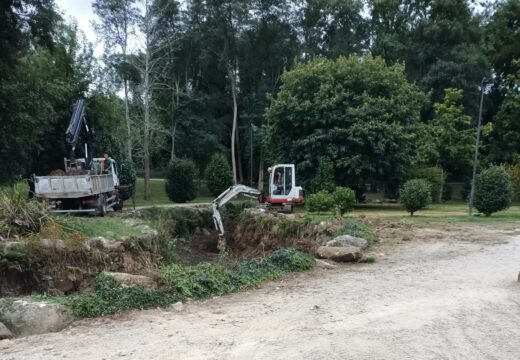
[212,164,304,247]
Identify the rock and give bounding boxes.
[0,322,13,340]
[326,235,368,249]
[122,218,141,227]
[171,302,184,312]
[140,225,158,237]
[315,259,338,269]
[316,246,362,263]
[0,300,74,337]
[40,238,66,251]
[104,272,156,288]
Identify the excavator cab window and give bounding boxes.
[273,167,284,195]
[285,167,292,195]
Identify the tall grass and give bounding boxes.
[0,185,52,238]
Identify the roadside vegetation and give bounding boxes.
[28,248,314,318]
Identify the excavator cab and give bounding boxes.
[267,164,303,212]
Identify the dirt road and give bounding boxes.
[3,225,520,360]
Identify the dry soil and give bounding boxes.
[2,224,520,360]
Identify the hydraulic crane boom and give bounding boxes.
[65,99,95,170]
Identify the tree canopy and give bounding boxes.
[0,0,519,204]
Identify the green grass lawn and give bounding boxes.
[127,178,213,207]
[66,217,144,240]
[304,202,520,225]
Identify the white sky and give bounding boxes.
[55,0,101,55]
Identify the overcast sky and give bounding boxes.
[56,0,100,53]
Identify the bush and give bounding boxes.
[309,158,335,193]
[165,158,197,203]
[505,164,520,201]
[117,161,136,201]
[337,219,376,245]
[205,153,234,197]
[0,185,53,237]
[413,166,445,203]
[474,166,512,216]
[305,190,335,212]
[399,179,432,216]
[333,186,356,216]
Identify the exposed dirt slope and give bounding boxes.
[3,224,520,359]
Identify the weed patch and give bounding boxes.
[40,248,314,318]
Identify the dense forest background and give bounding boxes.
[1,0,519,199]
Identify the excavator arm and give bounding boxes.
[212,184,261,241]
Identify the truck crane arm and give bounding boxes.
[65,99,95,169]
[212,184,262,239]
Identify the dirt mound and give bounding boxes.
[226,211,341,258]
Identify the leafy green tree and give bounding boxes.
[92,0,139,161]
[407,0,489,111]
[333,186,356,216]
[474,166,512,216]
[265,56,428,190]
[369,0,429,65]
[400,179,432,216]
[489,62,520,163]
[118,161,136,201]
[165,158,197,203]
[302,0,369,58]
[309,158,335,193]
[206,153,233,197]
[431,88,474,178]
[484,0,520,86]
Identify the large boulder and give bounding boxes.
[326,235,368,249]
[0,300,74,337]
[0,322,13,340]
[316,246,362,262]
[104,272,156,288]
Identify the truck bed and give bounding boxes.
[34,174,115,199]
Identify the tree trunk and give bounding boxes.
[236,123,243,183]
[170,81,179,162]
[124,79,132,161]
[229,61,238,184]
[258,150,264,192]
[143,6,152,201]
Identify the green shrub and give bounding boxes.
[474,166,512,216]
[117,161,136,201]
[305,190,335,212]
[333,187,356,216]
[413,166,445,203]
[310,158,335,193]
[159,262,237,299]
[399,179,432,216]
[165,158,197,203]
[70,273,172,317]
[205,153,233,197]
[337,219,376,245]
[505,164,520,201]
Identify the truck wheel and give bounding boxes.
[113,197,123,211]
[97,195,107,216]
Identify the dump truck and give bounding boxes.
[33,100,123,215]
